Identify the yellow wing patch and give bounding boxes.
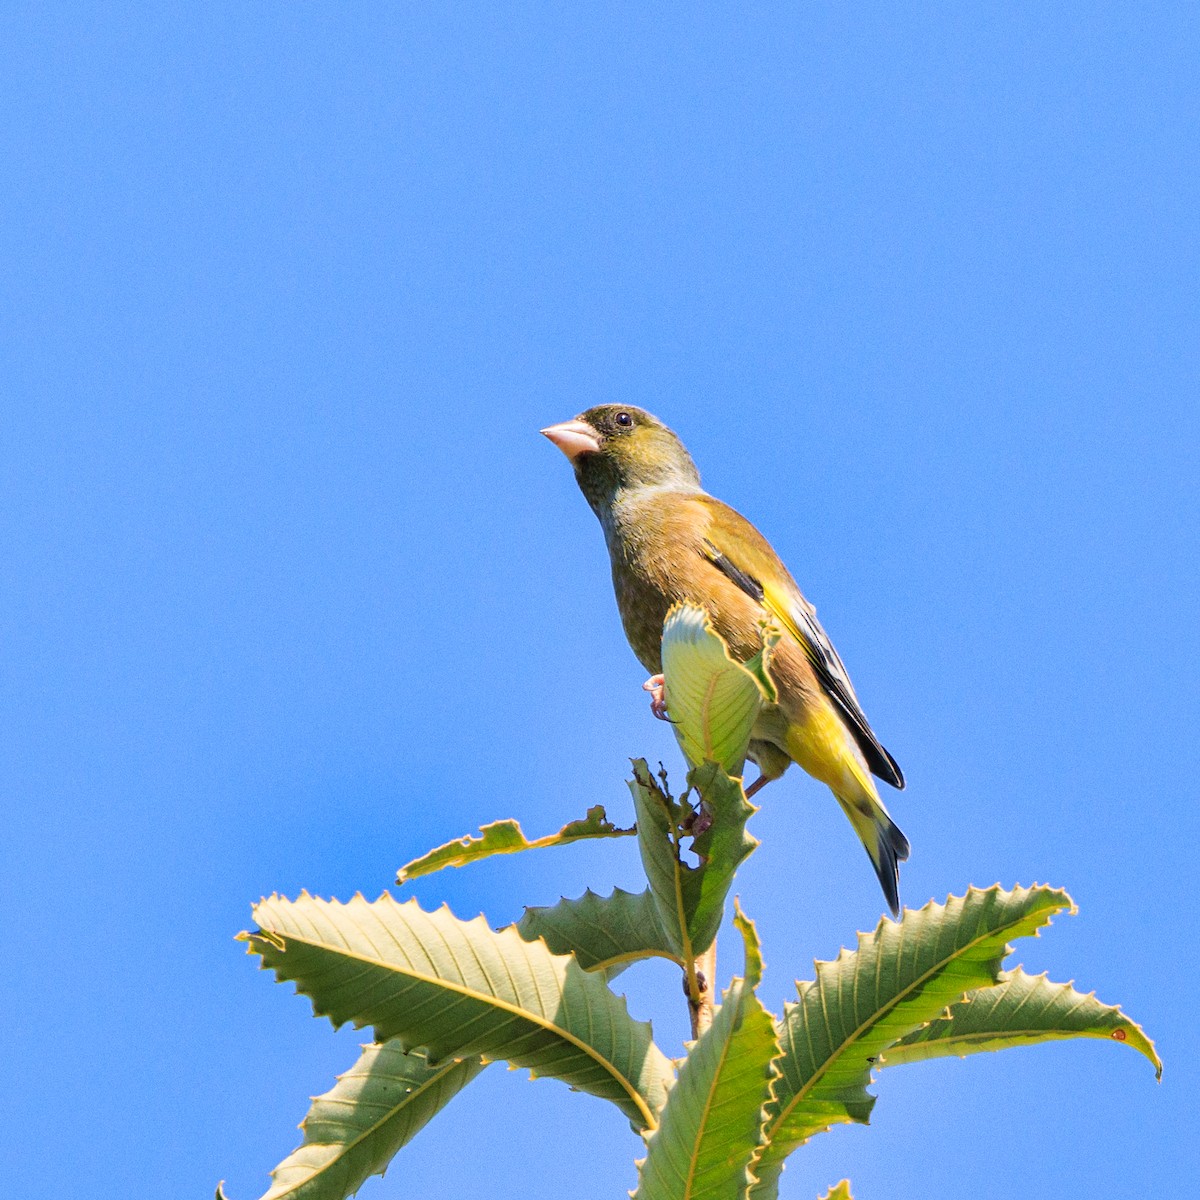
[760,583,812,653]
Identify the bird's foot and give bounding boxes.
[744,773,771,799]
[642,673,670,721]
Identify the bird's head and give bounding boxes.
[541,405,700,514]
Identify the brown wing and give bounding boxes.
[698,497,905,790]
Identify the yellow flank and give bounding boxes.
[784,698,877,806]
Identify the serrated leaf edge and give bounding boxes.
[881,967,1163,1080]
[243,893,664,1131]
[396,806,634,883]
[760,884,1073,1154]
[265,1050,484,1200]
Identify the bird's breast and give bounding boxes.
[611,554,674,673]
[604,489,768,674]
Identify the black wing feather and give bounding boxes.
[702,539,905,790]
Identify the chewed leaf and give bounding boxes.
[818,1183,853,1200]
[661,604,774,774]
[687,764,759,953]
[733,898,764,990]
[629,760,758,961]
[880,967,1162,1080]
[742,618,781,705]
[397,806,633,883]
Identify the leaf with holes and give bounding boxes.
[243,893,675,1131]
[629,760,757,961]
[687,762,759,952]
[397,805,634,883]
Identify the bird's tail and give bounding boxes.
[834,782,911,919]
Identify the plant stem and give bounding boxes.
[689,938,717,1039]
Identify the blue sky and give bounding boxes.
[2,5,1196,1197]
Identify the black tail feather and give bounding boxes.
[869,814,910,918]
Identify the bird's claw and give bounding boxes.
[642,674,670,721]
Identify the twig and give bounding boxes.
[689,938,717,1039]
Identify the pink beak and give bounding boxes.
[540,418,601,460]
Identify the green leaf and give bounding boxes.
[396,805,633,883]
[741,644,779,706]
[628,760,758,961]
[750,885,1073,1197]
[517,887,681,978]
[634,906,780,1200]
[230,1042,485,1200]
[880,967,1162,1080]
[243,893,675,1131]
[629,760,690,961]
[734,900,765,991]
[687,763,760,954]
[661,604,776,774]
[818,1183,853,1200]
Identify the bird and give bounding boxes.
[541,404,910,916]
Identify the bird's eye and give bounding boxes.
[616,411,633,428]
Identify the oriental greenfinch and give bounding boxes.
[542,404,910,915]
